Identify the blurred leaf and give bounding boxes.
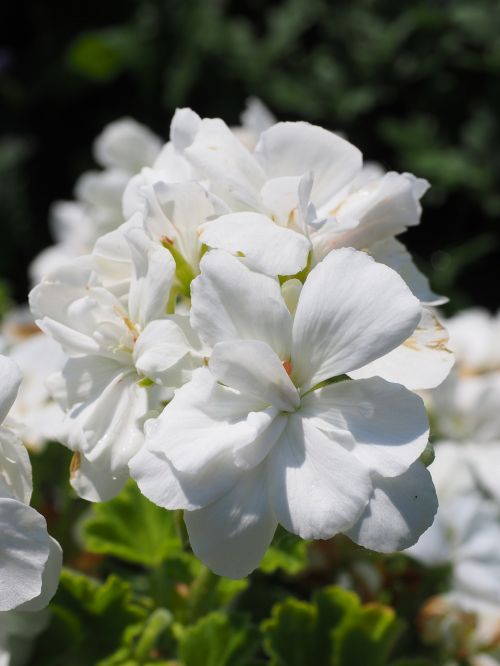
[82,480,181,567]
[262,586,404,666]
[390,660,434,666]
[66,28,139,82]
[333,603,404,666]
[99,608,174,666]
[32,570,146,666]
[260,526,309,575]
[263,598,322,666]
[178,611,259,666]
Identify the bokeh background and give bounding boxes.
[1,0,499,312]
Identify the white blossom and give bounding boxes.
[0,355,62,611]
[30,225,205,501]
[131,248,436,578]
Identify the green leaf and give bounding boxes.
[66,28,138,82]
[262,586,403,666]
[333,603,404,666]
[389,661,434,666]
[262,598,323,666]
[82,480,182,567]
[32,570,146,666]
[260,526,309,575]
[99,608,174,666]
[179,612,259,666]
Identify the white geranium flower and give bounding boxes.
[446,308,500,374]
[93,117,162,173]
[430,370,500,443]
[122,178,215,286]
[131,248,436,578]
[30,226,205,501]
[5,331,67,452]
[163,109,442,303]
[408,442,500,615]
[0,355,62,612]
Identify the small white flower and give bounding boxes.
[0,355,62,612]
[30,226,205,501]
[131,248,435,577]
[5,329,67,451]
[408,442,500,619]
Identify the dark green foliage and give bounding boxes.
[178,612,260,666]
[32,570,147,665]
[262,586,404,666]
[82,480,182,567]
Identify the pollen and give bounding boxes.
[282,359,293,376]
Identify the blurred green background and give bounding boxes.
[1,0,499,313]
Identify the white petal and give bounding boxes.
[60,362,150,477]
[151,180,213,272]
[170,108,202,151]
[16,536,62,611]
[240,97,276,137]
[29,262,119,357]
[152,142,194,181]
[125,226,175,327]
[183,117,266,211]
[70,449,129,502]
[404,508,451,565]
[291,248,421,391]
[254,122,362,209]
[234,408,288,470]
[185,462,277,578]
[346,461,438,552]
[191,250,292,358]
[326,172,427,249]
[91,219,138,298]
[301,377,429,477]
[199,212,310,276]
[370,238,447,306]
[0,356,22,424]
[259,176,303,227]
[145,368,263,476]
[467,443,500,504]
[269,416,371,539]
[134,319,193,385]
[281,278,302,315]
[349,308,454,390]
[0,427,32,504]
[93,118,162,172]
[0,499,51,611]
[209,340,300,412]
[130,442,239,512]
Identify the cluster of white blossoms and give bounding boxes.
[406,309,500,664]
[24,104,457,579]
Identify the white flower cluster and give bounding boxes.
[407,309,500,663]
[25,105,455,578]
